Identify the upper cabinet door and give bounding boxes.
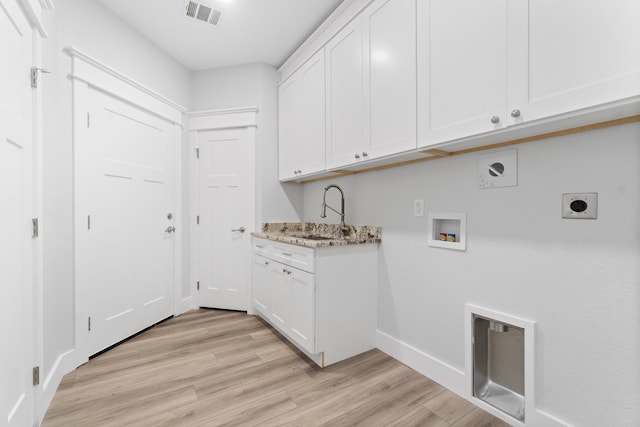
[299,50,326,176]
[417,0,508,148]
[364,0,417,158]
[326,18,365,169]
[278,75,301,180]
[508,0,640,123]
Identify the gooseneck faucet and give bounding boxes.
[321,184,347,235]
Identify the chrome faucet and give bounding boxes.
[321,184,347,235]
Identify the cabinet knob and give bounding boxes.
[490,115,500,124]
[297,169,302,174]
[264,260,269,265]
[510,109,521,118]
[362,152,368,157]
[354,153,360,159]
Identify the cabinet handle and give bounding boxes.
[490,115,500,124]
[281,252,292,257]
[511,109,521,118]
[362,152,368,157]
[264,260,269,265]
[297,169,302,174]
[354,153,360,159]
[231,226,246,233]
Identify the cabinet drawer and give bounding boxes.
[252,238,272,257]
[271,242,315,273]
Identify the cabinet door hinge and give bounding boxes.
[87,112,91,128]
[87,215,91,230]
[32,218,39,238]
[197,281,200,291]
[196,215,200,225]
[88,316,91,331]
[33,366,40,386]
[195,147,200,159]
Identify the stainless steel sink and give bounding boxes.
[293,234,336,241]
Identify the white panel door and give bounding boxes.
[417,0,507,147]
[78,89,176,356]
[0,1,34,426]
[198,128,250,311]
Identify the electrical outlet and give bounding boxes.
[414,199,424,217]
[562,193,597,219]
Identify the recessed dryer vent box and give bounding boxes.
[478,149,517,189]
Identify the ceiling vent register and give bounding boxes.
[185,1,222,25]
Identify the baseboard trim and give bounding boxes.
[376,330,466,395]
[38,349,77,423]
[375,330,571,427]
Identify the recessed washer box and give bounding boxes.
[562,192,597,219]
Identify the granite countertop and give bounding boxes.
[251,222,381,248]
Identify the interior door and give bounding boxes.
[78,89,176,356]
[0,0,34,425]
[197,128,250,311]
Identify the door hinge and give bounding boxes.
[33,366,40,386]
[32,218,39,238]
[197,281,200,291]
[30,67,50,89]
[87,215,91,230]
[195,147,200,159]
[196,215,200,225]
[87,112,91,128]
[88,316,91,332]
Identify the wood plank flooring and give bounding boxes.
[42,309,511,427]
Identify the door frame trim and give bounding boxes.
[187,108,258,312]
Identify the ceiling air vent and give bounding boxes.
[185,1,222,25]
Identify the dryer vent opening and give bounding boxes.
[473,315,525,422]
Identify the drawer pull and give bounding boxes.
[256,244,264,248]
[281,252,293,257]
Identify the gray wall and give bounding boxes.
[302,122,640,426]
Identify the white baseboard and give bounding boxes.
[375,330,571,427]
[176,295,195,315]
[376,330,466,395]
[38,349,77,423]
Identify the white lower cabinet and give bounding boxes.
[251,237,378,367]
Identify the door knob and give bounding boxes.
[165,226,176,233]
[231,226,246,233]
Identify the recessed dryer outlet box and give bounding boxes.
[478,149,517,189]
[562,192,598,219]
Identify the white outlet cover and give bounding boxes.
[478,149,517,189]
[562,192,598,219]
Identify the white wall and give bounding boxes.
[191,64,303,224]
[40,0,191,416]
[302,122,640,426]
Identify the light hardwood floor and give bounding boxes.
[42,309,511,426]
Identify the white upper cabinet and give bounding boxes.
[278,50,326,180]
[417,0,508,147]
[364,0,417,159]
[325,18,365,169]
[326,0,417,170]
[508,0,640,123]
[418,0,640,148]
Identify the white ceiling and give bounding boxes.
[97,0,344,71]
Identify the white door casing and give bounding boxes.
[0,1,34,425]
[68,48,185,360]
[197,128,250,311]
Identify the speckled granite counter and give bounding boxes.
[251,222,381,248]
